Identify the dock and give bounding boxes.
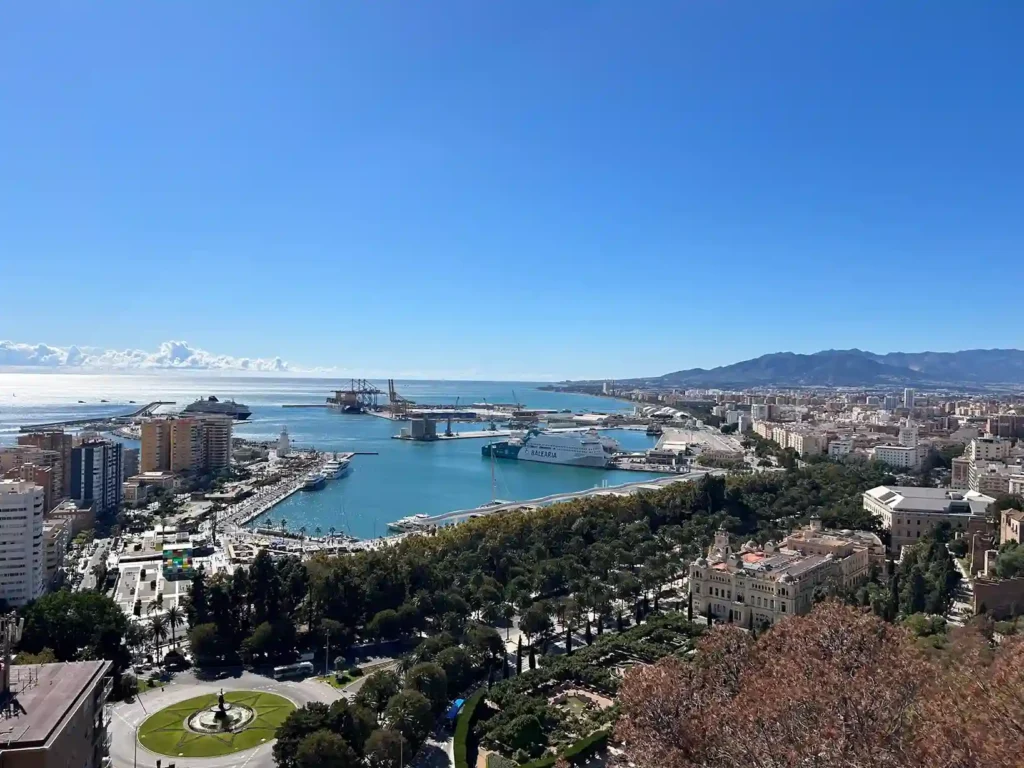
[19,400,175,432]
[410,470,722,527]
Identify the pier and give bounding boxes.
[19,400,175,432]
[411,470,721,527]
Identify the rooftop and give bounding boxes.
[864,485,994,516]
[0,660,110,748]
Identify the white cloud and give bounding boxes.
[0,339,289,372]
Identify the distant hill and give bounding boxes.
[628,348,1024,388]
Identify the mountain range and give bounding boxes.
[617,349,1024,389]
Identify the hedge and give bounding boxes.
[454,688,487,768]
[520,728,610,768]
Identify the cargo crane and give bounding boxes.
[387,379,414,419]
[327,379,384,413]
[445,397,459,437]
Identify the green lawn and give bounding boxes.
[315,669,363,689]
[138,690,295,758]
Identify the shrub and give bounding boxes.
[518,728,610,768]
[454,688,486,768]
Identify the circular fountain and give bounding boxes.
[186,691,256,734]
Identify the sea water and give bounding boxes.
[0,373,660,538]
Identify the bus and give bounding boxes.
[273,661,314,680]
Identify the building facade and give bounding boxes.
[870,443,926,469]
[143,416,232,475]
[903,388,916,409]
[16,431,73,496]
[951,456,970,490]
[0,480,46,606]
[122,447,140,480]
[0,659,113,768]
[688,522,883,628]
[70,439,123,516]
[863,485,994,552]
[140,419,171,473]
[42,516,72,588]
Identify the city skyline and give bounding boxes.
[2,2,1022,379]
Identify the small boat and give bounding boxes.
[78,400,85,403]
[301,472,327,491]
[100,399,109,403]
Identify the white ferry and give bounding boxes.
[482,430,610,468]
[323,456,351,479]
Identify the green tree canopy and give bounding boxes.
[383,690,433,749]
[405,662,448,714]
[364,728,409,768]
[355,669,402,714]
[295,730,359,768]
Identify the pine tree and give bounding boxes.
[705,604,713,627]
[687,591,693,622]
[516,637,523,675]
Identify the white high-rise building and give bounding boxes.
[277,427,291,458]
[903,388,916,409]
[0,480,46,606]
[898,422,919,448]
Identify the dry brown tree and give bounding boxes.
[617,601,1024,768]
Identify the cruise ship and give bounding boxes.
[301,472,327,491]
[323,456,351,479]
[481,430,610,468]
[183,396,252,420]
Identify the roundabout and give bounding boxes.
[137,690,295,758]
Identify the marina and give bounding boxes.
[0,374,657,539]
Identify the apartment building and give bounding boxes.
[966,435,1012,462]
[951,456,970,490]
[828,436,854,458]
[871,443,927,469]
[42,516,72,588]
[0,446,63,511]
[863,485,994,552]
[122,447,140,479]
[0,481,46,606]
[16,431,73,496]
[688,521,882,627]
[142,416,233,475]
[986,414,1024,439]
[0,659,113,768]
[69,439,123,516]
[140,419,171,473]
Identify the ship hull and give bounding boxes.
[482,441,608,468]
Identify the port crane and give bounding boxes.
[445,397,459,437]
[387,379,414,419]
[327,379,384,413]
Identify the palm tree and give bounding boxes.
[150,615,168,668]
[280,517,287,532]
[315,526,322,540]
[165,605,183,648]
[329,526,336,540]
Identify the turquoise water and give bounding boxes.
[0,374,658,538]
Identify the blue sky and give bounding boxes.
[1,1,1021,380]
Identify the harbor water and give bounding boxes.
[0,373,661,539]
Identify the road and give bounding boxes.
[77,538,112,592]
[108,670,343,768]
